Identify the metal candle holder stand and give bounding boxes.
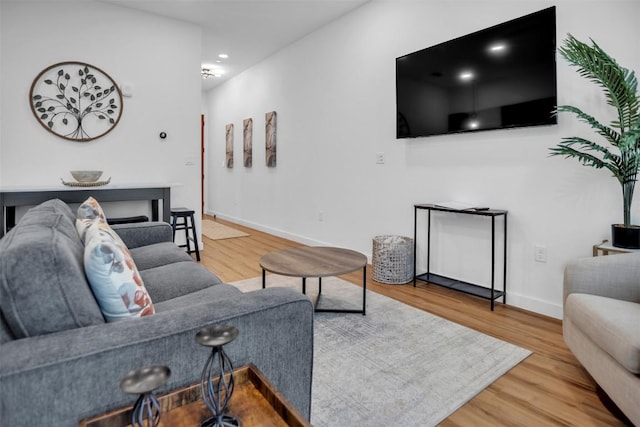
[119,365,171,427]
[196,324,241,427]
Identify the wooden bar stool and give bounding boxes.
[170,208,200,261]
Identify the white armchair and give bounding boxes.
[563,252,640,425]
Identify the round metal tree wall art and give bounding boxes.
[29,62,123,142]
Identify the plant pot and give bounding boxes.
[611,224,640,249]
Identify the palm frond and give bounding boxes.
[555,105,620,145]
[559,35,640,131]
[549,137,608,168]
[619,128,640,181]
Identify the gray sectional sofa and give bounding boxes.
[0,199,314,426]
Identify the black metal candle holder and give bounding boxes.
[119,365,171,427]
[196,324,241,427]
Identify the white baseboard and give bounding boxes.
[505,292,563,319]
[207,211,332,247]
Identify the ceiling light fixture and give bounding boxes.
[459,71,474,81]
[218,53,229,59]
[488,43,508,55]
[201,68,220,79]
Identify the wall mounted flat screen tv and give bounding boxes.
[396,6,557,138]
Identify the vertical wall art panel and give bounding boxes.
[225,123,234,168]
[243,118,253,167]
[265,111,277,167]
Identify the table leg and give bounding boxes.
[6,206,15,234]
[162,187,171,223]
[362,265,367,316]
[0,192,5,237]
[503,213,508,305]
[491,216,495,311]
[318,277,322,295]
[151,200,159,221]
[302,277,306,295]
[262,269,266,289]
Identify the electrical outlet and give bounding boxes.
[376,152,385,164]
[318,211,324,222]
[534,245,547,263]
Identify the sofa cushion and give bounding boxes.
[129,242,194,271]
[17,198,79,242]
[0,199,105,338]
[565,293,640,373]
[111,222,173,249]
[84,221,155,321]
[140,261,222,303]
[153,283,242,313]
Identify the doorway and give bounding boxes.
[201,114,205,215]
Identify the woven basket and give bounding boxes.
[372,235,414,284]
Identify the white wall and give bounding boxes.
[205,0,640,319]
[1,1,203,227]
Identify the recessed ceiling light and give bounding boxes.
[218,53,228,59]
[488,43,508,55]
[459,71,474,81]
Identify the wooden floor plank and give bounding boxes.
[197,216,624,426]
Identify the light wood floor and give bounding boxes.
[199,216,624,426]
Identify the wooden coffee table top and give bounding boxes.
[260,246,367,278]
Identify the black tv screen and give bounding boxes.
[396,7,557,138]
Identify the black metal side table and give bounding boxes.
[413,204,508,311]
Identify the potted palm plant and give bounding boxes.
[550,34,640,248]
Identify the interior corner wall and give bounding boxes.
[0,1,203,227]
[205,0,640,319]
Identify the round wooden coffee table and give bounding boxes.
[260,246,367,315]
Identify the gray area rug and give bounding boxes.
[231,276,531,426]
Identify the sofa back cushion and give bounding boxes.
[0,199,105,338]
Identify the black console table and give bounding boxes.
[413,204,508,310]
[0,184,171,238]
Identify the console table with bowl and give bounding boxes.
[79,364,310,427]
[260,246,368,315]
[0,183,171,237]
[413,203,508,311]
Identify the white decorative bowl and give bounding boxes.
[70,170,103,182]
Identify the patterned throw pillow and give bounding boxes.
[83,221,155,322]
[76,196,108,241]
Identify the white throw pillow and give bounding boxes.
[83,221,155,322]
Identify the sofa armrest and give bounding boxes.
[111,221,173,248]
[0,287,314,427]
[563,253,640,306]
